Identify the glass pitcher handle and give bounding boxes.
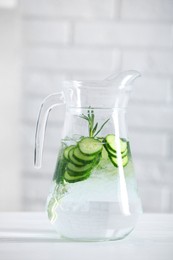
[34,92,65,168]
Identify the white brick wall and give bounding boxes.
[74,22,172,47]
[23,20,70,44]
[132,76,171,103]
[128,104,173,130]
[122,50,173,75]
[0,9,21,211]
[20,0,173,212]
[20,0,116,18]
[121,0,173,22]
[24,47,119,71]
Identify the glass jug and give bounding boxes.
[34,70,142,241]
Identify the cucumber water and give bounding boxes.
[46,108,141,242]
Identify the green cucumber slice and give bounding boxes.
[68,148,84,166]
[63,145,75,160]
[78,137,103,155]
[92,152,101,167]
[109,155,128,167]
[105,134,127,153]
[101,146,109,160]
[67,162,93,175]
[121,149,128,158]
[64,171,90,183]
[105,144,128,158]
[73,147,95,163]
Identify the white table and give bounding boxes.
[0,213,173,260]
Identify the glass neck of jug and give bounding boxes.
[63,70,140,109]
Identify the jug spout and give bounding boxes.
[104,70,141,90]
[104,70,141,108]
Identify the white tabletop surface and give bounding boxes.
[0,212,173,260]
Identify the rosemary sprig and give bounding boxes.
[80,108,110,138]
[93,118,110,137]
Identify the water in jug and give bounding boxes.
[34,70,142,241]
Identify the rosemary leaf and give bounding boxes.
[94,118,110,137]
[79,114,88,120]
[91,111,94,128]
[87,108,91,120]
[92,122,98,134]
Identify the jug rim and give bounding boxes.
[62,70,141,90]
[62,80,132,91]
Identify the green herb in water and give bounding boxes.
[80,108,110,138]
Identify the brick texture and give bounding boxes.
[132,76,171,103]
[122,50,173,75]
[121,0,173,22]
[20,0,173,212]
[20,0,116,19]
[74,22,172,47]
[22,19,70,44]
[24,47,120,71]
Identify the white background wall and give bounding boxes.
[0,7,21,210]
[0,0,173,212]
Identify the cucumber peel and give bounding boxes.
[109,155,129,168]
[68,148,84,166]
[63,145,75,161]
[64,171,90,183]
[67,162,93,175]
[73,147,96,163]
[105,145,128,158]
[105,134,127,153]
[104,134,129,168]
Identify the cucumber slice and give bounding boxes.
[63,145,75,161]
[101,146,109,160]
[64,171,90,183]
[73,147,96,163]
[68,148,84,166]
[105,134,127,153]
[78,137,103,155]
[121,149,128,158]
[67,162,93,176]
[105,144,128,158]
[109,155,128,167]
[92,152,101,167]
